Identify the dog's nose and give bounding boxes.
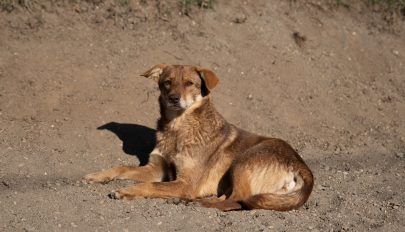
[168,94,180,103]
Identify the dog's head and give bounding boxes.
[141,64,219,110]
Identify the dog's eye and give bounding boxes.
[185,81,193,87]
[164,80,171,87]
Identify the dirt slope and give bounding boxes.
[0,0,404,231]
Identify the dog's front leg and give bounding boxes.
[82,154,168,184]
[111,180,191,200]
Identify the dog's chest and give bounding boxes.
[157,116,210,163]
[156,130,178,160]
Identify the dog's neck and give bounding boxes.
[157,95,211,131]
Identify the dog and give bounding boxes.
[83,64,314,211]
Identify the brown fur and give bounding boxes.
[83,64,314,211]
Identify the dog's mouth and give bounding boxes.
[165,101,184,110]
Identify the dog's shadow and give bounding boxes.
[98,122,156,166]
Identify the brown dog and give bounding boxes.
[83,64,314,211]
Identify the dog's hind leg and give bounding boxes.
[198,197,243,211]
[82,154,168,184]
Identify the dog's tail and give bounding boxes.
[241,168,314,211]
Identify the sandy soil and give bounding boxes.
[0,0,404,231]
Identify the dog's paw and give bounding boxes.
[82,173,112,184]
[109,188,135,200]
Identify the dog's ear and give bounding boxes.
[141,64,168,82]
[196,67,219,93]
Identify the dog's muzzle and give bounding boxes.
[168,94,180,104]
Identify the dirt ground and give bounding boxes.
[0,0,404,231]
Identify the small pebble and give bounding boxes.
[166,198,181,205]
[172,198,181,205]
[233,14,247,24]
[334,147,341,154]
[395,152,404,158]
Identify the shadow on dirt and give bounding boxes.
[97,122,156,166]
